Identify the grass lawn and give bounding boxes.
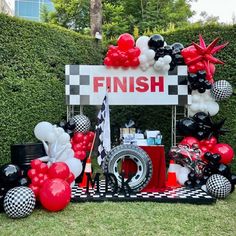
[0,191,235,236]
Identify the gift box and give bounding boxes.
[120,128,136,139]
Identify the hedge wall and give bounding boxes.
[0,14,102,165]
[0,14,236,171]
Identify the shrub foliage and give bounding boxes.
[0,14,102,164]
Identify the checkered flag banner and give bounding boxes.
[97,94,111,166]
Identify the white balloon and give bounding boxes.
[158,57,164,63]
[139,54,148,64]
[153,61,162,71]
[207,102,219,116]
[46,132,57,143]
[163,55,172,64]
[176,166,191,185]
[192,94,201,103]
[162,64,170,72]
[64,158,82,178]
[145,49,155,60]
[136,36,150,51]
[149,59,155,66]
[58,133,70,145]
[189,103,200,112]
[34,122,53,141]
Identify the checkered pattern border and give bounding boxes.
[65,65,191,106]
[71,180,216,204]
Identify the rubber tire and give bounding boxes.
[103,144,153,192]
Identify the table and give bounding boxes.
[122,145,166,192]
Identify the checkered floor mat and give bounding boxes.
[71,180,216,204]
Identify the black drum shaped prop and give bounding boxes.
[11,143,46,176]
[103,144,153,192]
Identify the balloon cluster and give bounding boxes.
[0,164,27,212]
[135,34,184,72]
[180,136,234,165]
[188,70,212,93]
[104,33,141,68]
[154,42,185,71]
[181,35,228,83]
[189,90,219,117]
[177,112,228,140]
[34,121,83,180]
[71,131,95,161]
[169,142,236,195]
[28,160,73,211]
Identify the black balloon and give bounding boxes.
[65,119,76,131]
[0,184,7,212]
[18,177,29,186]
[188,172,197,181]
[193,112,212,126]
[211,154,221,163]
[177,118,198,136]
[204,152,212,161]
[171,43,184,54]
[0,164,21,187]
[148,34,165,50]
[185,180,195,188]
[217,164,231,178]
[187,70,211,93]
[231,174,236,185]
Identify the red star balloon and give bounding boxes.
[181,35,228,83]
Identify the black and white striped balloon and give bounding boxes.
[211,80,233,101]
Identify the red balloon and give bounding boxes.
[104,57,112,66]
[28,168,37,179]
[86,142,92,152]
[73,132,84,143]
[209,136,217,145]
[39,179,71,212]
[31,159,42,169]
[130,58,140,67]
[117,33,135,51]
[32,176,40,186]
[87,131,95,142]
[212,143,234,164]
[29,184,40,198]
[48,162,70,180]
[180,137,199,146]
[74,150,86,160]
[38,163,48,174]
[66,172,75,184]
[108,45,118,52]
[73,143,83,152]
[83,135,90,145]
[81,144,87,151]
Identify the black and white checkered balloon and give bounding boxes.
[4,187,35,218]
[72,114,91,133]
[206,174,232,199]
[211,80,233,101]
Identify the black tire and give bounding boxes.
[103,144,153,192]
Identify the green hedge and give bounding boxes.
[0,14,102,165]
